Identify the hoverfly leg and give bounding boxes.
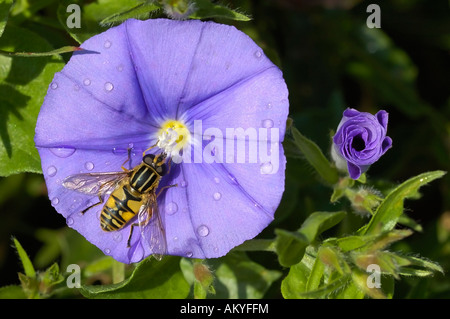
[127,222,139,248]
[156,183,178,198]
[80,194,103,215]
[121,148,133,172]
[142,141,159,157]
[127,213,151,247]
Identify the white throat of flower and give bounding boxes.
[157,120,191,158]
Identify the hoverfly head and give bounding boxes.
[143,153,168,176]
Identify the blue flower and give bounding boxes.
[34,19,289,263]
[332,108,392,180]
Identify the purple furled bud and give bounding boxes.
[332,108,392,180]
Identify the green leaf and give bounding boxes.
[189,0,251,21]
[0,25,65,176]
[0,46,82,57]
[291,126,339,185]
[305,254,325,292]
[13,237,36,278]
[207,252,281,299]
[100,2,161,26]
[298,275,352,299]
[0,0,13,38]
[0,285,27,299]
[363,171,446,236]
[80,256,190,299]
[281,252,315,298]
[276,211,346,267]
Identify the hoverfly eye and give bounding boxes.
[156,163,168,176]
[143,154,155,166]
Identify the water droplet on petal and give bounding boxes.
[197,225,210,237]
[50,82,58,90]
[262,119,274,128]
[83,78,91,86]
[104,40,112,48]
[73,84,80,91]
[173,236,178,241]
[186,251,193,258]
[50,147,76,158]
[113,233,122,243]
[84,162,94,171]
[165,201,178,215]
[67,217,74,226]
[260,162,273,174]
[267,103,273,109]
[213,192,222,201]
[104,248,111,255]
[214,177,220,184]
[51,197,59,206]
[104,82,114,92]
[254,50,262,58]
[47,166,57,177]
[180,180,188,188]
[117,64,124,72]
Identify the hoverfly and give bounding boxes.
[62,147,175,260]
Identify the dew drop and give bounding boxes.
[173,236,178,241]
[67,217,74,226]
[262,119,274,128]
[83,78,91,86]
[213,192,222,201]
[254,50,263,58]
[260,162,273,174]
[51,197,59,206]
[186,251,193,258]
[117,64,124,72]
[165,201,178,215]
[197,225,210,237]
[180,180,188,188]
[214,177,220,184]
[267,103,273,109]
[73,84,80,91]
[104,248,111,255]
[104,82,114,92]
[104,40,112,48]
[113,233,122,243]
[50,82,58,90]
[50,147,76,158]
[47,166,57,177]
[84,162,94,171]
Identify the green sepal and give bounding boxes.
[290,126,339,185]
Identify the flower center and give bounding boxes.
[157,120,191,156]
[352,135,366,151]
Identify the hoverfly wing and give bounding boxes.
[63,171,128,196]
[137,194,167,261]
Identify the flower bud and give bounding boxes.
[332,108,392,179]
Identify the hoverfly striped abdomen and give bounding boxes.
[100,181,143,231]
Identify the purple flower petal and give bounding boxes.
[35,18,289,263]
